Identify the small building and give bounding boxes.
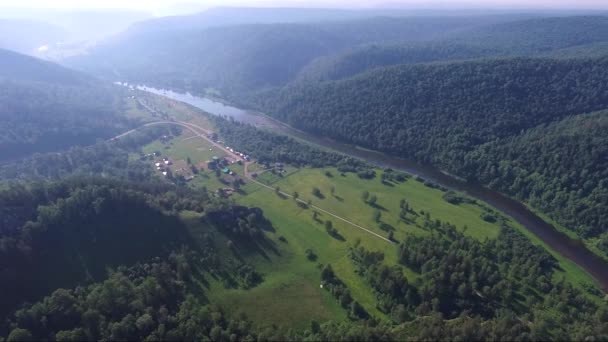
[275,162,284,169]
[222,168,230,174]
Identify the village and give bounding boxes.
[139,130,287,198]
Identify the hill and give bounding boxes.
[295,16,608,83]
[68,15,521,96]
[0,49,133,161]
[250,57,608,249]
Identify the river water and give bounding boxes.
[133,84,608,291]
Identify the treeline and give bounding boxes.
[349,225,608,340]
[253,57,608,243]
[295,16,608,83]
[72,15,512,97]
[0,176,273,330]
[0,49,141,161]
[461,111,608,240]
[3,253,262,341]
[0,80,134,161]
[212,117,370,172]
[0,126,171,181]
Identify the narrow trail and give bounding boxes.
[112,120,394,244]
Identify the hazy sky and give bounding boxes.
[2,0,608,12]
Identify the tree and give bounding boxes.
[312,187,322,198]
[368,194,377,206]
[310,320,321,334]
[7,328,33,342]
[275,186,280,195]
[388,231,394,241]
[374,210,382,223]
[330,186,336,196]
[362,191,369,202]
[293,191,299,201]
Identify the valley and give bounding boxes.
[106,90,605,331]
[2,7,608,341]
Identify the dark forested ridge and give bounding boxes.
[463,111,608,241]
[295,15,608,83]
[251,57,608,248]
[0,49,134,161]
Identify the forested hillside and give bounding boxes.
[462,111,608,243]
[251,57,608,249]
[295,16,608,83]
[0,49,133,161]
[68,15,518,96]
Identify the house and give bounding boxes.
[275,163,284,169]
[222,168,230,174]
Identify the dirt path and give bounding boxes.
[112,120,393,244]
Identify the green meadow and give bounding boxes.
[131,96,603,330]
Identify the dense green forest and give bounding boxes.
[251,57,608,247]
[296,15,608,83]
[0,49,134,161]
[3,10,608,341]
[1,111,606,340]
[71,15,608,101]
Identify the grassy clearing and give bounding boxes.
[134,117,603,328]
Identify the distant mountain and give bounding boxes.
[124,6,448,34]
[0,49,131,161]
[452,15,608,53]
[0,19,67,55]
[0,48,91,85]
[0,8,151,42]
[70,14,522,96]
[295,15,608,83]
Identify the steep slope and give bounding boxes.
[0,49,131,161]
[463,111,608,242]
[296,16,608,83]
[68,15,519,96]
[251,57,608,243]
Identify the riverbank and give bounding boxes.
[129,84,608,292]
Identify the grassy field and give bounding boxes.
[129,93,604,330]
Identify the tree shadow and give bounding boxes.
[276,192,288,200]
[381,180,395,187]
[379,222,395,232]
[297,201,310,209]
[329,231,346,242]
[369,203,388,211]
[333,195,344,202]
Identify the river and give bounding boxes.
[132,84,608,291]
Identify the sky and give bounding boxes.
[1,0,608,13]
